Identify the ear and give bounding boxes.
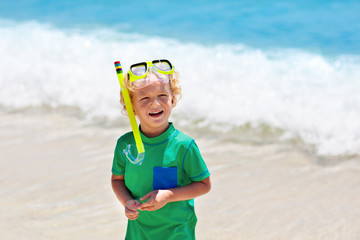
[131,105,137,116]
[171,95,175,107]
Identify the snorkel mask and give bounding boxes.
[114,59,174,165]
[128,59,174,89]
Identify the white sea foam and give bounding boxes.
[1,20,360,156]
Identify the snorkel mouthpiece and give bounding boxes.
[114,61,145,165]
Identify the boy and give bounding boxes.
[111,59,211,239]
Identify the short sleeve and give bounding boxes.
[111,141,126,176]
[182,140,210,181]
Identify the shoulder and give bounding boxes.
[170,129,199,152]
[118,131,134,140]
[172,129,195,144]
[116,131,134,147]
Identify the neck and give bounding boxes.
[140,123,170,138]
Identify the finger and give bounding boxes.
[140,192,153,201]
[134,200,142,208]
[139,200,157,211]
[126,209,139,219]
[127,213,139,220]
[126,205,138,213]
[139,197,155,209]
[139,194,156,208]
[139,206,155,211]
[127,201,141,211]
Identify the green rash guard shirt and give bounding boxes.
[112,123,210,240]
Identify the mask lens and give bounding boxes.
[153,60,172,71]
[131,64,147,76]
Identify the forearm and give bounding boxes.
[111,175,133,206]
[167,176,211,202]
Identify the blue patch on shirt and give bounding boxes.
[153,167,178,190]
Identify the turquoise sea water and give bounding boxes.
[1,0,359,55]
[0,0,360,157]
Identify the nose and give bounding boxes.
[150,97,161,107]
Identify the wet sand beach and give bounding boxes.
[1,109,359,240]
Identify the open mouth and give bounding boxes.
[149,110,164,117]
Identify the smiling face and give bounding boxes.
[131,81,174,138]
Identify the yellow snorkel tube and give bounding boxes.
[114,61,145,165]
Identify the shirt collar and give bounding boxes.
[140,122,178,145]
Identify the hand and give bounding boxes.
[139,190,172,211]
[125,200,141,220]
